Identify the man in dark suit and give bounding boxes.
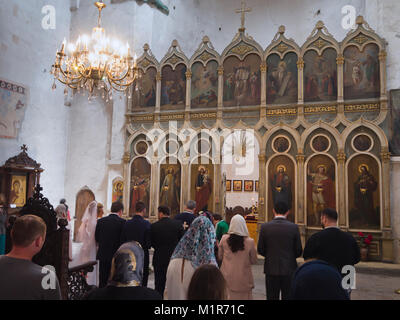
[120,201,151,287]
[174,200,196,232]
[151,205,184,296]
[257,201,302,300]
[95,201,126,288]
[303,208,360,274]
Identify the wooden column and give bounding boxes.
[260,62,267,118]
[336,151,347,228]
[381,149,393,261]
[379,50,387,100]
[155,71,162,112]
[149,156,159,221]
[122,152,131,218]
[258,154,267,222]
[297,57,304,104]
[217,66,224,109]
[336,54,344,103]
[295,153,305,225]
[185,70,192,111]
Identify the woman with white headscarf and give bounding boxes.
[75,200,98,286]
[218,214,258,300]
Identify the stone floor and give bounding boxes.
[71,242,400,300]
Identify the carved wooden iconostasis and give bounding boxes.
[122,16,393,261]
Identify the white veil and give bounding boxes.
[76,200,98,285]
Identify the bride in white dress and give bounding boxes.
[75,200,98,286]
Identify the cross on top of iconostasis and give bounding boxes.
[236,0,252,32]
[21,144,28,152]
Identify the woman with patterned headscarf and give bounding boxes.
[166,216,217,300]
[84,241,161,300]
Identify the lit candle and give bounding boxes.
[134,53,137,67]
[61,38,66,52]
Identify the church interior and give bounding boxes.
[1,0,400,299]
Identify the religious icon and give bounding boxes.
[130,158,151,217]
[132,67,157,108]
[266,52,298,104]
[233,180,243,192]
[9,175,26,207]
[244,180,254,192]
[223,54,261,107]
[273,136,290,153]
[135,141,149,155]
[191,61,218,108]
[348,156,380,229]
[160,163,181,215]
[226,180,232,192]
[312,135,330,152]
[270,164,292,210]
[161,64,187,109]
[344,43,380,100]
[307,157,336,226]
[304,48,337,102]
[194,165,213,213]
[112,181,124,203]
[353,134,372,152]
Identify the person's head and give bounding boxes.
[55,204,67,219]
[227,214,249,253]
[201,211,214,224]
[273,201,289,217]
[135,201,146,216]
[97,203,104,218]
[187,264,227,300]
[290,260,349,300]
[225,209,235,225]
[158,205,170,219]
[320,208,338,228]
[60,198,68,211]
[111,201,124,216]
[186,200,196,212]
[232,206,245,217]
[171,216,217,269]
[10,215,47,259]
[108,241,144,287]
[212,213,222,227]
[317,165,326,174]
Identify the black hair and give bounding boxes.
[274,201,288,215]
[227,233,245,253]
[321,208,338,221]
[158,205,170,216]
[111,201,124,213]
[212,213,222,221]
[135,201,146,213]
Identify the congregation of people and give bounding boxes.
[0,195,361,300]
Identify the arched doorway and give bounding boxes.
[74,186,95,241]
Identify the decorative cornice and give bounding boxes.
[260,63,267,72]
[185,70,192,79]
[122,152,130,163]
[296,154,305,162]
[217,66,224,75]
[297,58,304,70]
[336,152,346,161]
[156,72,162,81]
[378,50,387,62]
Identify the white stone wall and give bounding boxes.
[0,0,71,204]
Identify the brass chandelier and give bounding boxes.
[51,1,138,101]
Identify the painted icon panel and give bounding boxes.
[112,180,123,203]
[223,54,261,107]
[132,67,157,108]
[306,155,336,227]
[348,155,380,230]
[304,48,337,102]
[344,44,380,100]
[266,52,298,104]
[159,160,181,216]
[161,64,187,109]
[130,157,151,217]
[267,156,295,222]
[191,163,214,213]
[191,61,218,108]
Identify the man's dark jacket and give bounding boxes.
[257,217,303,275]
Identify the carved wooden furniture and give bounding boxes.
[0,145,43,216]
